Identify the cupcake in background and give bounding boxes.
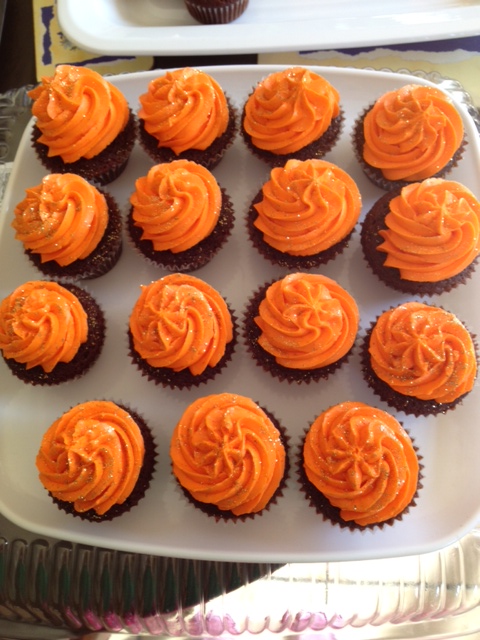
[0,280,105,386]
[361,178,480,296]
[362,301,478,416]
[248,158,362,269]
[138,68,237,169]
[127,160,234,272]
[128,273,236,389]
[353,83,465,191]
[12,173,123,280]
[299,401,421,529]
[244,273,359,384]
[36,400,157,522]
[28,65,136,186]
[184,0,249,23]
[170,392,288,521]
[241,67,344,167]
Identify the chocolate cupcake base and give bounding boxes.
[243,282,355,384]
[2,283,105,386]
[31,110,137,187]
[49,404,157,523]
[127,189,234,272]
[241,109,345,168]
[139,100,238,170]
[24,191,123,281]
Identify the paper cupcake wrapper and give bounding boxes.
[184,0,249,24]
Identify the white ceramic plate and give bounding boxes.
[57,0,480,56]
[1,65,480,563]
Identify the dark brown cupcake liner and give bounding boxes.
[138,99,237,170]
[172,408,290,522]
[128,306,238,390]
[48,402,157,523]
[241,106,344,168]
[360,317,479,417]
[247,188,354,269]
[243,280,356,385]
[352,104,466,191]
[184,0,249,24]
[2,282,106,386]
[296,425,423,531]
[24,190,123,281]
[127,188,234,272]
[31,110,137,187]
[360,188,479,296]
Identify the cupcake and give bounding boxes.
[170,392,288,521]
[248,159,362,269]
[362,301,478,416]
[244,273,359,384]
[361,178,480,296]
[36,400,156,522]
[0,280,105,386]
[353,83,465,190]
[127,160,234,272]
[241,67,344,167]
[138,68,237,170]
[128,273,236,389]
[184,0,249,23]
[299,401,420,529]
[12,173,123,280]
[28,65,136,186]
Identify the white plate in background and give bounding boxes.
[0,65,479,562]
[57,0,480,56]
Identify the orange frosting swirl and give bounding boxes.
[378,179,480,282]
[129,274,233,375]
[255,273,359,369]
[369,302,477,403]
[243,67,340,154]
[170,393,286,516]
[138,68,229,154]
[303,401,419,526]
[0,280,88,372]
[28,65,130,163]
[36,401,145,516]
[130,160,221,252]
[254,159,361,255]
[12,173,108,266]
[363,84,464,182]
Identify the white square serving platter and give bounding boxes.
[0,65,479,563]
[57,0,480,56]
